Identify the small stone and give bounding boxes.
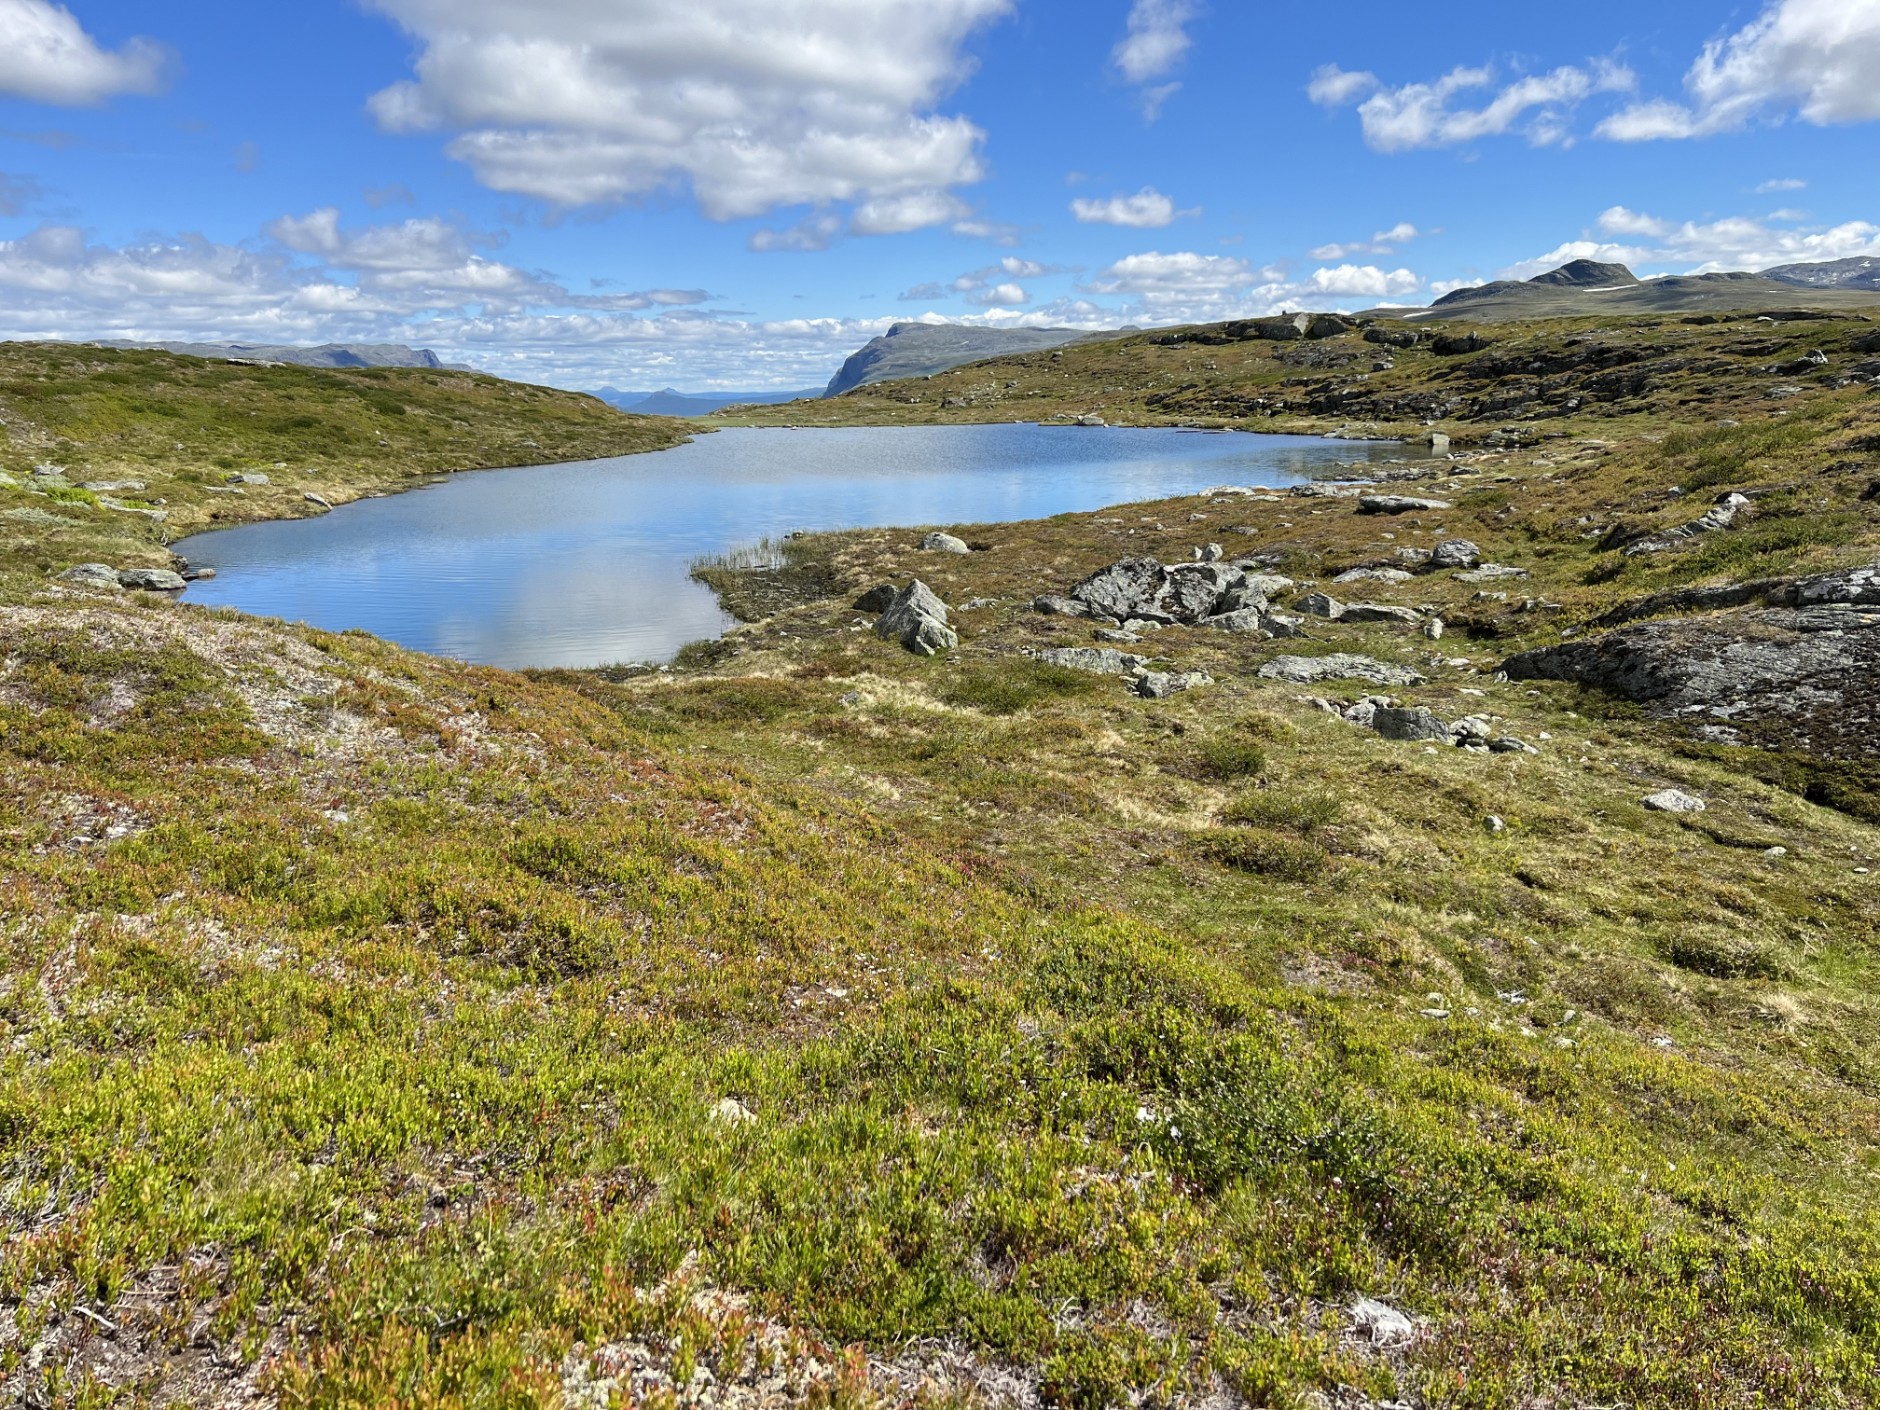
[1423,618,1446,641]
[708,1098,756,1128]
[1489,736,1537,755]
[1641,789,1707,815]
[181,566,217,582]
[1349,1297,1416,1347]
[304,491,332,509]
[225,472,271,486]
[1764,846,1788,859]
[1093,628,1142,644]
[1486,816,1506,834]
[918,531,970,555]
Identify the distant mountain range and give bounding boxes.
[1399,257,1880,321]
[824,323,1130,398]
[590,386,823,417]
[92,340,468,370]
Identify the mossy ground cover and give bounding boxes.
[3,318,1880,1406]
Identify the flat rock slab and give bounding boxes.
[1642,789,1707,814]
[1504,597,1880,761]
[1033,646,1149,675]
[1359,495,1453,515]
[1342,603,1425,625]
[1258,654,1427,687]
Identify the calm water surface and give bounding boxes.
[176,424,1404,669]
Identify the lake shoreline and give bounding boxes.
[171,424,1408,670]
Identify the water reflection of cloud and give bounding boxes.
[176,426,1405,669]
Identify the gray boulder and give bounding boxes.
[1070,557,1171,622]
[1033,646,1148,675]
[1335,567,1415,585]
[919,531,971,555]
[1642,789,1707,815]
[1134,671,1212,699]
[1342,603,1425,626]
[875,580,957,657]
[1201,608,1276,636]
[118,568,187,592]
[1299,592,1346,620]
[1373,707,1454,743]
[1360,495,1454,515]
[1240,573,1296,598]
[1431,539,1482,570]
[1032,593,1093,618]
[225,472,271,486]
[59,563,124,590]
[1258,654,1427,687]
[854,583,900,613]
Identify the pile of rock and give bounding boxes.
[1314,695,1539,753]
[1035,555,1303,640]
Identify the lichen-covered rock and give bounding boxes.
[1257,654,1427,687]
[1373,707,1454,742]
[1342,603,1425,625]
[1032,646,1148,675]
[919,532,970,555]
[59,563,125,591]
[1431,539,1482,570]
[875,580,957,657]
[1134,671,1212,699]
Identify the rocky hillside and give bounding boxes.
[6,314,1880,1407]
[821,321,1121,397]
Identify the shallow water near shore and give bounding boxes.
[175,423,1404,669]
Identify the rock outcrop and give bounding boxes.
[1503,564,1880,759]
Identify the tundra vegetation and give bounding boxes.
[3,313,1880,1408]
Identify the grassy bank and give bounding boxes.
[0,341,689,593]
[3,319,1880,1406]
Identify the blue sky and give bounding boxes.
[1,0,1877,390]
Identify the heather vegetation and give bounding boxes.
[4,318,1880,1407]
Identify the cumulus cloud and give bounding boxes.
[360,0,1009,229]
[1501,205,1880,280]
[1070,187,1196,228]
[1113,0,1196,116]
[0,0,169,106]
[1599,0,1880,141]
[1310,58,1635,151]
[1309,222,1423,260]
[1083,249,1422,323]
[1307,264,1420,298]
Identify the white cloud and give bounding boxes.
[1309,222,1423,260]
[1093,251,1257,296]
[1113,0,1196,116]
[360,0,1009,224]
[0,0,169,106]
[1756,177,1807,193]
[1312,58,1635,151]
[1599,0,1880,142]
[1596,206,1672,238]
[1070,187,1195,228]
[850,190,973,237]
[969,282,1028,307]
[1308,264,1420,298]
[1307,64,1378,107]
